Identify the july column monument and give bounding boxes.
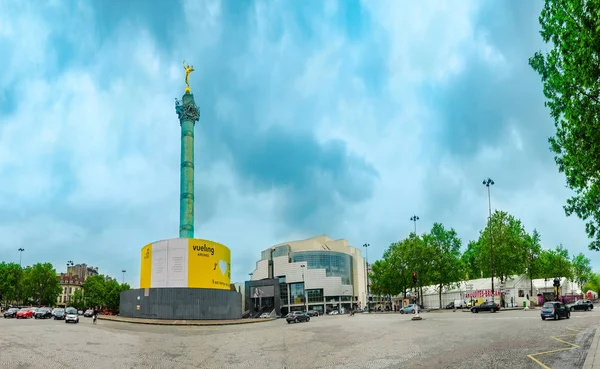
[175,61,200,238]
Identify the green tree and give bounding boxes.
[0,262,23,305]
[524,229,543,296]
[474,210,528,283]
[538,245,573,279]
[21,263,61,306]
[571,252,592,288]
[71,289,85,310]
[83,274,107,309]
[583,273,600,295]
[460,241,482,280]
[529,0,600,250]
[423,223,463,309]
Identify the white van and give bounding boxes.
[454,300,467,309]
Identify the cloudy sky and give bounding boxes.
[1,0,596,287]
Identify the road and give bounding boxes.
[0,308,598,369]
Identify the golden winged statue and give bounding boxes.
[183,60,195,93]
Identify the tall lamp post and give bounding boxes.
[122,270,127,284]
[483,177,495,302]
[301,265,308,312]
[363,243,370,312]
[66,260,74,308]
[410,215,419,234]
[18,248,24,267]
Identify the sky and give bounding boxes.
[0,0,597,287]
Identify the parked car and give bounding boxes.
[541,301,570,320]
[470,301,500,313]
[53,308,65,320]
[16,308,34,319]
[65,307,79,323]
[286,312,310,323]
[34,308,53,319]
[306,311,319,317]
[259,313,271,319]
[83,309,94,317]
[3,308,19,318]
[399,304,422,314]
[567,300,594,312]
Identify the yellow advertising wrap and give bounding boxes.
[187,238,231,290]
[140,243,153,289]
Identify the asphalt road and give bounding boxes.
[0,308,598,369]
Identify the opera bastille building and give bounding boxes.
[247,235,367,316]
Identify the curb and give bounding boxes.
[97,316,276,326]
[583,325,600,369]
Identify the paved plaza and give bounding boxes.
[1,309,599,369]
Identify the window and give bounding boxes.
[307,289,323,303]
[291,251,354,285]
[290,283,305,304]
[518,290,524,297]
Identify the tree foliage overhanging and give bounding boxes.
[370,210,594,303]
[0,262,130,311]
[529,0,600,250]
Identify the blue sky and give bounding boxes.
[0,0,596,287]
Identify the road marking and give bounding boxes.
[527,329,583,368]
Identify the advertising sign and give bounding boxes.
[188,239,231,290]
[139,238,231,290]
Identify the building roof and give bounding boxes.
[266,234,360,255]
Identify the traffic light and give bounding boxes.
[412,272,417,286]
[553,278,560,287]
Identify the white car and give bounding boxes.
[259,313,271,318]
[65,307,79,323]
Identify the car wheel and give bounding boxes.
[400,310,404,314]
[587,307,591,311]
[554,313,559,320]
[570,307,574,312]
[306,317,310,322]
[287,320,291,324]
[542,317,546,320]
[491,308,496,313]
[294,318,299,323]
[567,313,570,319]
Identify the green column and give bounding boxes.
[175,92,200,238]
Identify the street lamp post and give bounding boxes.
[66,261,74,308]
[483,178,495,302]
[410,215,419,234]
[122,270,126,284]
[18,248,24,267]
[301,265,307,312]
[363,243,370,313]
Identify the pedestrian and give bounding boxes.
[92,306,98,324]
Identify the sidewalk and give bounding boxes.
[583,325,600,369]
[97,315,274,326]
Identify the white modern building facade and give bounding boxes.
[249,235,367,314]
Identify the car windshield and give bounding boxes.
[66,308,77,314]
[19,308,29,312]
[543,303,555,308]
[54,309,64,313]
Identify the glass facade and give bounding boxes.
[291,251,354,285]
[290,282,305,304]
[307,289,323,303]
[280,283,288,305]
[261,245,291,260]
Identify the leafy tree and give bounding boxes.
[460,241,482,280]
[571,252,593,288]
[21,263,61,306]
[583,273,600,295]
[71,289,85,310]
[529,0,600,250]
[0,262,23,305]
[423,223,463,309]
[474,210,528,283]
[524,229,543,295]
[538,245,574,279]
[83,274,107,309]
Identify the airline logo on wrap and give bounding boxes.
[188,239,231,289]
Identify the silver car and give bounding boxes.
[65,307,79,323]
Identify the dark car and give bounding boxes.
[541,301,570,320]
[471,301,500,313]
[3,308,19,318]
[567,300,594,312]
[286,312,310,323]
[445,302,455,309]
[34,308,52,319]
[83,309,94,317]
[306,310,319,317]
[53,308,65,320]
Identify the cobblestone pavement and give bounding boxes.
[1,309,598,369]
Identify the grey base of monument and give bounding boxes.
[120,288,242,320]
[411,315,423,320]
